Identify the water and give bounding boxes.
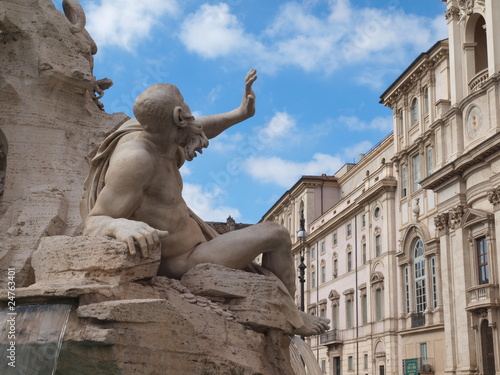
[0,304,72,375]
[289,335,322,375]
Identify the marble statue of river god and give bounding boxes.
[80,69,330,337]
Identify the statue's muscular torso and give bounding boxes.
[113,134,207,267]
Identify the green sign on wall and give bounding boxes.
[404,358,419,375]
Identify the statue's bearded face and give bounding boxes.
[177,114,209,161]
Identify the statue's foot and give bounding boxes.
[293,312,330,337]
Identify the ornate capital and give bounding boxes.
[445,6,460,21]
[434,212,449,232]
[449,204,465,229]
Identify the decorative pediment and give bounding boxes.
[461,208,492,229]
[328,289,340,301]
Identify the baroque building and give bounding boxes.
[262,1,500,374]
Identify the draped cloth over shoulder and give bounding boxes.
[79,118,219,241]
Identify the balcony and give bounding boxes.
[319,329,343,345]
[403,358,434,374]
[468,68,489,92]
[411,312,425,328]
[466,284,499,310]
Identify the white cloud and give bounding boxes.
[342,140,374,163]
[85,0,178,51]
[337,116,393,132]
[182,182,241,221]
[176,0,447,78]
[245,153,343,188]
[259,111,297,141]
[178,3,252,58]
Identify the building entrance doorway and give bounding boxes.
[481,320,496,375]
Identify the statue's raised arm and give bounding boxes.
[198,69,257,140]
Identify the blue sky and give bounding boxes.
[58,0,448,223]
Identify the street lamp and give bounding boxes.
[297,210,307,313]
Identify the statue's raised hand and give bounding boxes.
[113,219,169,258]
[240,69,257,119]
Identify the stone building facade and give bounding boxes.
[262,1,500,374]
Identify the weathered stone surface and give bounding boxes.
[32,235,161,284]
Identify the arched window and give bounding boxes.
[411,98,419,125]
[414,238,426,313]
[474,16,488,74]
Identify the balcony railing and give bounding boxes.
[469,68,489,92]
[319,329,343,345]
[466,284,499,309]
[411,312,425,328]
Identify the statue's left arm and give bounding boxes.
[199,69,257,140]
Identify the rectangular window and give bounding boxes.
[311,270,316,288]
[399,110,404,136]
[361,293,368,324]
[376,289,383,321]
[362,214,366,227]
[321,265,326,284]
[311,247,316,260]
[427,147,433,175]
[321,241,326,254]
[333,232,338,246]
[412,154,421,192]
[364,354,369,369]
[348,356,353,371]
[347,251,352,272]
[321,360,326,373]
[362,243,367,264]
[401,165,407,198]
[332,304,338,329]
[420,343,428,365]
[375,235,381,257]
[430,256,438,308]
[333,259,338,278]
[347,223,352,237]
[477,237,489,285]
[404,266,410,314]
[346,299,353,328]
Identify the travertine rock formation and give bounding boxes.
[0,0,128,286]
[16,236,298,375]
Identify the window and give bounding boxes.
[346,299,353,328]
[374,207,381,219]
[376,289,383,321]
[362,214,366,227]
[420,343,428,365]
[333,232,338,246]
[430,256,438,309]
[321,359,326,373]
[332,303,338,329]
[412,154,421,192]
[321,264,326,284]
[477,236,489,285]
[311,267,316,288]
[375,235,381,257]
[347,250,352,272]
[404,266,410,314]
[423,87,429,115]
[411,98,419,124]
[321,241,326,254]
[401,165,408,198]
[414,239,427,313]
[361,293,368,324]
[348,356,353,371]
[333,259,338,278]
[362,242,367,264]
[311,247,316,260]
[347,223,352,237]
[426,147,433,175]
[398,110,404,135]
[364,354,369,369]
